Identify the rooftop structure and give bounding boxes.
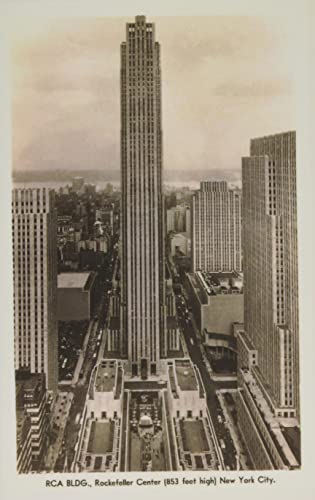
[173,415,222,470]
[57,272,94,290]
[180,420,209,453]
[95,361,117,393]
[74,360,124,473]
[175,360,198,391]
[196,271,243,298]
[186,272,244,337]
[87,421,115,455]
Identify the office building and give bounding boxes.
[166,205,190,234]
[191,181,242,272]
[57,272,97,321]
[237,131,300,469]
[15,370,49,470]
[120,15,166,377]
[186,271,243,346]
[16,409,32,474]
[242,131,299,416]
[12,188,58,392]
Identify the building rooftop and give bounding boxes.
[180,419,210,453]
[94,361,116,393]
[87,421,114,455]
[15,370,45,409]
[58,272,93,290]
[195,271,243,297]
[175,360,198,391]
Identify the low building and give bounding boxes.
[57,272,97,321]
[166,359,223,470]
[74,360,124,472]
[170,232,191,257]
[186,271,243,336]
[73,358,223,473]
[167,359,207,418]
[15,370,48,470]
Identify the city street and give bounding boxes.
[174,289,240,470]
[44,392,73,472]
[54,238,119,471]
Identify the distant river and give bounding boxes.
[12,180,207,191]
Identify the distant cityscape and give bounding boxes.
[12,16,300,474]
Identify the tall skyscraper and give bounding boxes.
[236,131,300,470]
[242,131,299,416]
[12,188,58,392]
[120,16,166,377]
[191,181,242,272]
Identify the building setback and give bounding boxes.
[120,15,166,377]
[237,131,300,470]
[242,131,299,416]
[15,370,49,470]
[57,272,97,321]
[191,181,242,273]
[12,188,58,393]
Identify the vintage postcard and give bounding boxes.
[0,0,313,499]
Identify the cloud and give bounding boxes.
[10,16,298,177]
[213,79,292,97]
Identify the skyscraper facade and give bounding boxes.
[191,181,242,272]
[120,16,166,377]
[12,188,58,392]
[242,131,299,417]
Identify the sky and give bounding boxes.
[10,16,299,181]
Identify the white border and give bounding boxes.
[0,1,314,499]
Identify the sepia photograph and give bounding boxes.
[9,13,302,475]
[2,1,312,492]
